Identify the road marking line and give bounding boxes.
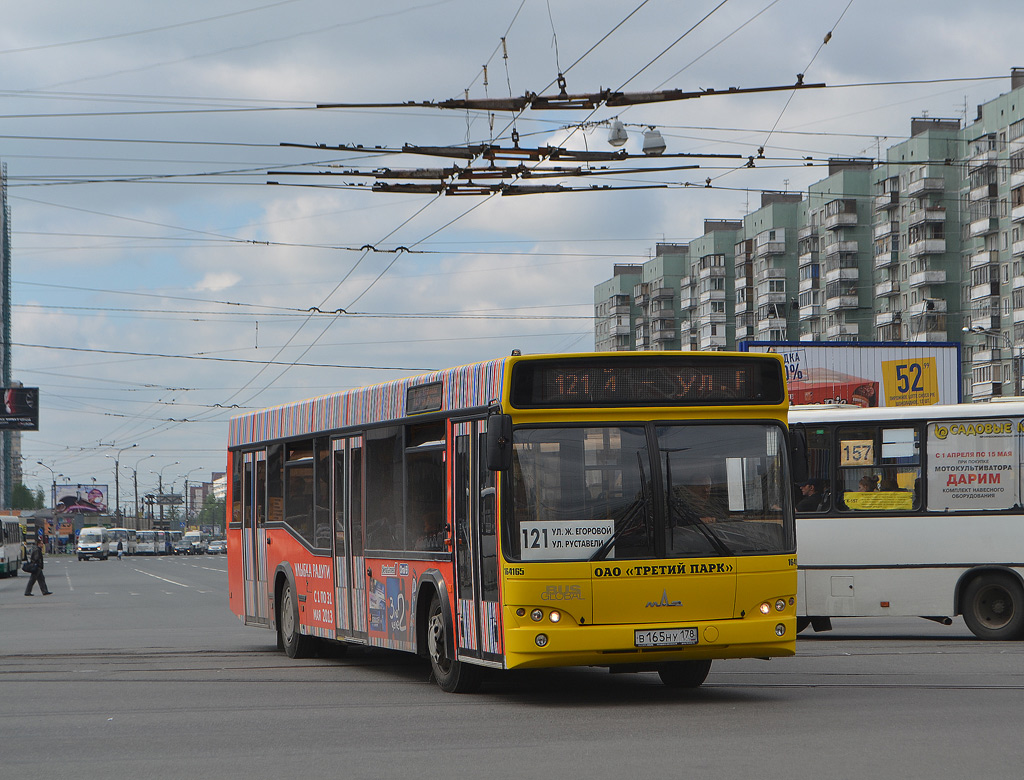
[133,568,189,588]
[65,569,75,592]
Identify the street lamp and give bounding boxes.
[105,444,137,522]
[179,467,203,529]
[36,461,57,511]
[151,462,179,530]
[129,454,155,527]
[962,326,1022,396]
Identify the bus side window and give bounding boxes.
[838,425,920,512]
[794,424,831,514]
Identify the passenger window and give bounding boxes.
[838,425,920,512]
[795,425,831,514]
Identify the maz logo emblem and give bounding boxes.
[646,590,682,608]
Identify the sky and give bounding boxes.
[2,0,1021,507]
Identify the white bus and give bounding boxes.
[108,527,137,556]
[790,402,1024,641]
[1,518,24,577]
[137,530,159,555]
[155,530,168,554]
[78,527,110,560]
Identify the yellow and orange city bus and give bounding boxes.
[227,351,799,692]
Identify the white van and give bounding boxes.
[182,530,208,555]
[77,527,110,560]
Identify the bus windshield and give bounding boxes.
[508,422,792,562]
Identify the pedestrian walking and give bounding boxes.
[24,539,53,596]
[117,539,124,561]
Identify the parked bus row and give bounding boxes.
[77,528,217,559]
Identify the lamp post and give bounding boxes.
[963,326,1021,396]
[36,461,57,511]
[152,462,179,530]
[105,444,137,523]
[130,454,155,527]
[179,468,203,529]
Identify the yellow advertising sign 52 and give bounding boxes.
[881,358,939,406]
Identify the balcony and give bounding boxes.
[824,211,859,230]
[1012,203,1024,223]
[824,267,860,284]
[970,217,999,236]
[798,251,819,266]
[907,238,946,256]
[909,269,947,287]
[874,251,898,269]
[824,322,859,339]
[610,324,631,336]
[1014,275,1024,291]
[908,206,946,226]
[970,281,1000,301]
[971,250,997,269]
[798,304,822,319]
[755,240,787,257]
[873,221,899,239]
[825,294,859,311]
[875,281,899,297]
[907,177,945,196]
[969,182,999,202]
[824,240,859,258]
[875,310,901,326]
[650,286,675,300]
[874,191,899,211]
[968,148,998,171]
[1014,239,1024,256]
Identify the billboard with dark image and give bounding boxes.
[0,387,39,430]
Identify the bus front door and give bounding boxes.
[451,419,503,665]
[242,450,270,626]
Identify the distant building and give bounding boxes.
[592,69,1024,401]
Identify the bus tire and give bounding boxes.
[796,617,811,634]
[657,659,712,688]
[279,580,315,659]
[426,594,481,693]
[962,573,1024,640]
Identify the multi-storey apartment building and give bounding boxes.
[592,69,1024,400]
[594,264,642,351]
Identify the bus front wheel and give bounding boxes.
[279,580,315,659]
[657,659,712,688]
[426,594,481,693]
[962,573,1024,640]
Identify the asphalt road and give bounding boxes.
[2,554,1022,780]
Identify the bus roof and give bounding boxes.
[228,351,786,448]
[790,400,1024,424]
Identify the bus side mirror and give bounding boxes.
[485,414,513,471]
[790,427,808,484]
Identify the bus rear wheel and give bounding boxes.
[657,659,712,688]
[426,594,481,693]
[279,580,315,659]
[962,573,1024,640]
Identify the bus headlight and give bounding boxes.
[775,623,786,637]
[775,599,786,612]
[535,633,549,647]
[549,610,561,623]
[530,609,544,622]
[759,602,771,615]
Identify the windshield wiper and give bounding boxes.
[590,452,651,562]
[664,452,733,557]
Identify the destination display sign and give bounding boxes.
[509,356,784,408]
